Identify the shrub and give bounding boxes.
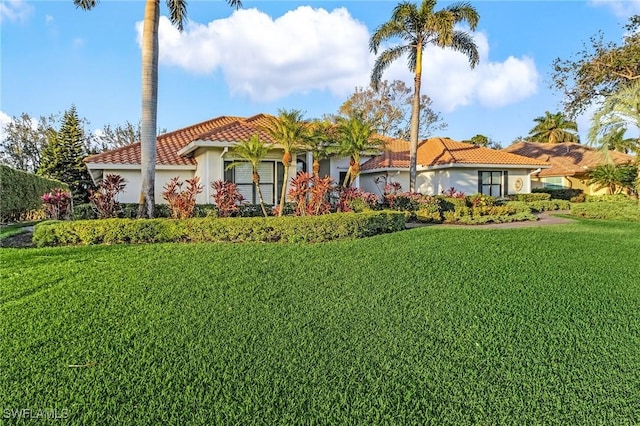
[89,174,126,219]
[510,193,550,202]
[441,187,465,198]
[584,194,633,203]
[41,188,72,220]
[162,177,204,219]
[526,200,571,212]
[532,188,583,201]
[211,180,245,217]
[32,211,406,247]
[288,172,333,216]
[336,187,378,213]
[0,165,70,222]
[570,201,640,222]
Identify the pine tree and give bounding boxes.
[38,105,94,203]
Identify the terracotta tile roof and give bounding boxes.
[85,115,256,166]
[502,141,635,177]
[362,137,549,171]
[196,114,276,144]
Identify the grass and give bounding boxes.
[1,218,640,424]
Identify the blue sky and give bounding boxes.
[1,0,638,146]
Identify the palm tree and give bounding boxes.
[227,135,271,217]
[305,119,333,177]
[74,0,242,218]
[528,111,579,144]
[330,115,385,187]
[370,0,479,192]
[600,128,636,154]
[262,109,308,216]
[589,79,640,201]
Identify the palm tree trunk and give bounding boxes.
[278,163,289,216]
[409,43,422,193]
[253,171,268,217]
[312,159,320,177]
[137,0,159,218]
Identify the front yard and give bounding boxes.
[1,218,639,424]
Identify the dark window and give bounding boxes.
[478,171,505,197]
[338,172,348,187]
[224,161,284,205]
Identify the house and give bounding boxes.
[85,114,550,204]
[359,137,550,197]
[84,114,355,204]
[502,141,636,195]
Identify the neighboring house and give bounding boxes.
[359,138,550,197]
[84,114,356,204]
[503,141,636,195]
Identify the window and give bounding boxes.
[478,171,507,197]
[542,177,564,189]
[224,161,283,205]
[338,171,348,187]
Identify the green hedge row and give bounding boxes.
[570,201,640,223]
[32,211,406,247]
[0,165,70,222]
[532,188,584,201]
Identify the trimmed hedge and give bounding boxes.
[0,165,70,222]
[32,211,406,247]
[584,194,633,203]
[570,201,640,223]
[510,193,551,202]
[532,188,583,201]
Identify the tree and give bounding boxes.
[588,163,637,195]
[370,0,479,192]
[262,109,308,216]
[527,111,579,144]
[551,15,640,117]
[330,115,385,187]
[226,135,271,217]
[305,119,333,177]
[0,113,58,173]
[464,134,502,149]
[337,80,446,140]
[90,121,169,154]
[599,127,636,154]
[75,0,242,218]
[37,106,94,204]
[588,79,640,200]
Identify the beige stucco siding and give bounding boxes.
[92,168,196,204]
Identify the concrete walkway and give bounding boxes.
[406,210,575,229]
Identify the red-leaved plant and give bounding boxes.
[441,187,465,199]
[336,186,379,212]
[162,176,203,219]
[41,188,72,220]
[90,174,127,219]
[288,172,334,216]
[211,180,245,217]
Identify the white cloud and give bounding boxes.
[142,7,538,110]
[0,111,12,142]
[72,37,85,48]
[0,0,33,24]
[139,6,371,102]
[45,14,54,24]
[590,0,640,18]
[380,32,538,112]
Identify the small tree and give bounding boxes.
[211,180,245,217]
[37,105,94,204]
[588,163,637,195]
[227,135,271,217]
[41,188,72,220]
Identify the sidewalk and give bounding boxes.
[406,210,575,229]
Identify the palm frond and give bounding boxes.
[261,109,308,153]
[73,0,98,11]
[371,45,411,89]
[445,2,480,30]
[165,0,188,31]
[370,20,408,54]
[227,0,242,10]
[449,31,479,68]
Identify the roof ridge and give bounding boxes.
[158,115,242,140]
[85,142,141,163]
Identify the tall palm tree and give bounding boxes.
[370,0,479,192]
[589,79,640,201]
[330,115,385,187]
[600,127,636,154]
[226,135,271,217]
[528,111,579,144]
[74,0,242,218]
[262,109,308,216]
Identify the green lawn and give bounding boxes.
[1,218,639,424]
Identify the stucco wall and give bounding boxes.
[531,175,609,195]
[360,171,409,195]
[97,169,196,204]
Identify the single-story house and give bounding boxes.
[502,141,636,195]
[359,137,550,197]
[85,114,551,204]
[84,114,355,204]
